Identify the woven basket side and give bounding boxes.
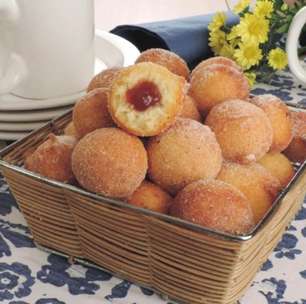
[223,169,306,303]
[2,167,83,257]
[66,190,151,285]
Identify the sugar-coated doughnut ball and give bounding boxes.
[191,56,242,78]
[73,88,114,138]
[109,62,185,137]
[64,121,79,138]
[218,162,281,223]
[258,153,294,188]
[250,95,293,152]
[170,180,255,235]
[284,111,306,163]
[128,181,172,214]
[25,134,77,182]
[135,48,190,80]
[72,128,148,198]
[206,100,273,164]
[179,95,201,122]
[87,68,121,92]
[189,64,249,115]
[147,118,223,195]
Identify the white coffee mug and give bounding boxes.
[0,0,95,99]
[287,6,306,84]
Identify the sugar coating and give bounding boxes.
[217,162,281,223]
[128,180,172,214]
[191,56,242,78]
[25,134,77,182]
[206,99,273,164]
[250,94,293,152]
[73,88,115,138]
[258,152,294,188]
[170,179,255,235]
[87,67,121,92]
[72,128,148,198]
[189,64,250,114]
[179,95,202,122]
[135,48,190,80]
[147,118,223,195]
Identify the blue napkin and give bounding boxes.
[111,13,239,68]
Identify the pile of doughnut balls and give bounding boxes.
[25,49,306,235]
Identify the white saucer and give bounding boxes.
[0,106,71,122]
[0,131,28,141]
[0,30,140,111]
[0,121,47,131]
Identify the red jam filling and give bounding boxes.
[126,81,161,111]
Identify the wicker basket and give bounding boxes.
[0,107,305,304]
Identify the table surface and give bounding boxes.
[0,68,306,304]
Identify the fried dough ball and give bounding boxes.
[189,64,249,115]
[191,56,242,78]
[258,153,294,188]
[71,128,148,198]
[205,100,273,164]
[135,48,190,80]
[170,180,254,235]
[284,111,306,163]
[250,95,293,152]
[64,121,79,138]
[179,95,201,121]
[217,162,281,223]
[25,134,77,182]
[73,88,114,138]
[128,181,172,214]
[147,118,223,195]
[109,62,186,137]
[87,68,121,92]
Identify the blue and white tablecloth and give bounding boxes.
[0,68,306,304]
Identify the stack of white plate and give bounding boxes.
[0,30,140,141]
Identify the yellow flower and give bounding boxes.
[236,13,269,44]
[233,0,250,14]
[209,29,227,54]
[208,12,226,32]
[219,43,235,58]
[244,72,257,87]
[254,0,273,18]
[268,48,288,70]
[234,42,263,69]
[227,25,240,40]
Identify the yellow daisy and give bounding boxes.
[254,0,274,18]
[209,29,227,54]
[208,12,226,32]
[234,42,263,69]
[233,0,250,14]
[244,72,257,87]
[227,25,240,40]
[219,43,235,58]
[236,14,269,44]
[268,48,288,70]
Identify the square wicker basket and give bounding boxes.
[0,106,305,304]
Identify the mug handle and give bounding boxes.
[0,0,27,95]
[286,7,306,84]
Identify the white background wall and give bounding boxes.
[95,0,228,30]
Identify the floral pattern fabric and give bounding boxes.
[0,68,306,304]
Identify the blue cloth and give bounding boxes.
[111,13,239,68]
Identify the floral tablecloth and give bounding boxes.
[0,68,306,304]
